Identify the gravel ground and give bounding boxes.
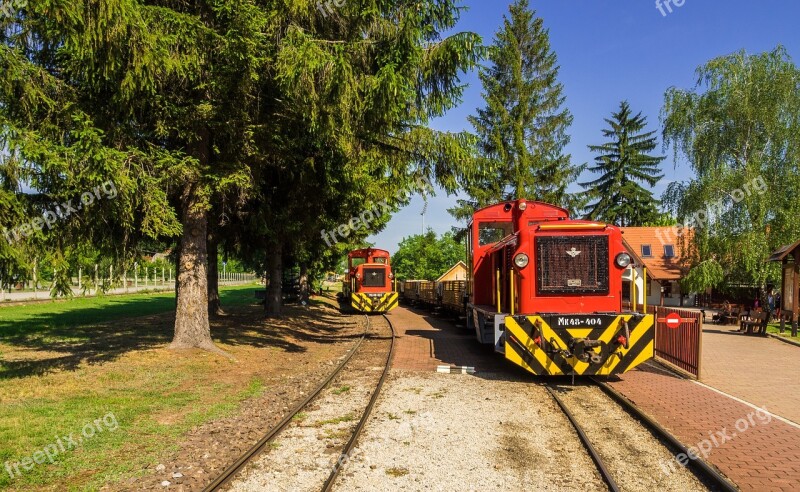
[333,372,606,491]
[228,316,392,492]
[553,384,709,491]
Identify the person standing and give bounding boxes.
[768,291,776,322]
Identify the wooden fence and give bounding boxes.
[648,306,703,378]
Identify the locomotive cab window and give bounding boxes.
[351,258,366,267]
[478,222,513,246]
[372,258,387,264]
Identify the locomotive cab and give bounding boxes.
[343,248,399,313]
[467,200,654,376]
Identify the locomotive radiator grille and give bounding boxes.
[362,267,387,287]
[536,235,609,295]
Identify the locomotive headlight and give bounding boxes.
[615,253,632,268]
[514,253,529,269]
[518,200,528,211]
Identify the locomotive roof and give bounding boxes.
[470,200,570,222]
[348,248,391,257]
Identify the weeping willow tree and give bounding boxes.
[662,46,800,293]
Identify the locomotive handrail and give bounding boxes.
[643,266,647,313]
[510,269,515,316]
[496,269,501,313]
[538,223,607,231]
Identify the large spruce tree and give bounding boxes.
[452,0,582,222]
[581,101,665,226]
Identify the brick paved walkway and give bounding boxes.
[608,365,800,491]
[387,306,499,372]
[701,325,800,425]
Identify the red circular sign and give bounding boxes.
[665,312,682,328]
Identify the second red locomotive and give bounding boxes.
[342,248,399,313]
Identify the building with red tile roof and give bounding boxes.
[620,226,695,307]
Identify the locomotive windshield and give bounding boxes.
[478,221,513,246]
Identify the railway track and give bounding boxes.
[545,379,738,492]
[202,313,395,492]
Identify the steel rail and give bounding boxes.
[202,315,371,492]
[544,385,621,492]
[590,377,738,492]
[321,314,396,491]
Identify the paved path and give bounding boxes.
[701,324,800,425]
[387,305,498,372]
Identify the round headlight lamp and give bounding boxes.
[514,253,529,269]
[615,253,632,268]
[518,201,528,211]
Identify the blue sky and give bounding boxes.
[367,0,800,254]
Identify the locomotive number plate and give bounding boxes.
[567,279,582,287]
[556,316,604,327]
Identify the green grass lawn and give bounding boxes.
[0,283,270,491]
[0,284,259,339]
[766,322,800,340]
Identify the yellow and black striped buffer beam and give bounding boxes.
[351,292,399,313]
[504,313,654,376]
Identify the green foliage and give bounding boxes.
[392,229,465,281]
[581,101,665,226]
[681,259,725,293]
[662,46,800,289]
[452,0,583,222]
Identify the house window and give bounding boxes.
[641,245,652,258]
[664,245,675,258]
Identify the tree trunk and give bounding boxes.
[299,264,310,305]
[170,183,218,351]
[207,227,224,316]
[173,241,181,308]
[265,243,283,316]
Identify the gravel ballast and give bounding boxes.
[334,372,606,491]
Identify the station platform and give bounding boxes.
[388,306,800,491]
[388,305,497,372]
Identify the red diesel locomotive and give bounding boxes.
[341,248,399,313]
[467,199,654,376]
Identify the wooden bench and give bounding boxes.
[715,307,740,326]
[779,311,797,337]
[740,310,769,336]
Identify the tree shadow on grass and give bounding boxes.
[0,299,358,381]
